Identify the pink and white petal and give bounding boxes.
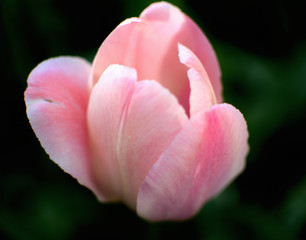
[140,2,222,103]
[178,44,217,116]
[87,64,137,202]
[118,79,188,208]
[87,64,188,208]
[24,57,102,199]
[137,103,249,221]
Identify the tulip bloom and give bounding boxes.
[25,2,248,221]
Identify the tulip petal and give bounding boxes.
[140,2,222,103]
[90,18,142,86]
[87,64,137,202]
[87,64,188,207]
[137,104,249,221]
[24,57,102,199]
[178,44,217,116]
[90,2,221,114]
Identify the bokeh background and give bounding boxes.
[1,0,305,239]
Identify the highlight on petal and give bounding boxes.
[178,44,217,116]
[90,1,222,114]
[24,57,102,199]
[87,64,188,208]
[137,104,249,221]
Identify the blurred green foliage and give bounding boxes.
[0,0,305,239]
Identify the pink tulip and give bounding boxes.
[25,2,248,221]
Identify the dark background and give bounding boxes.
[1,0,306,239]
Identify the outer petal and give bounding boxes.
[178,44,217,116]
[24,57,102,199]
[87,65,188,207]
[90,2,221,114]
[137,104,249,221]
